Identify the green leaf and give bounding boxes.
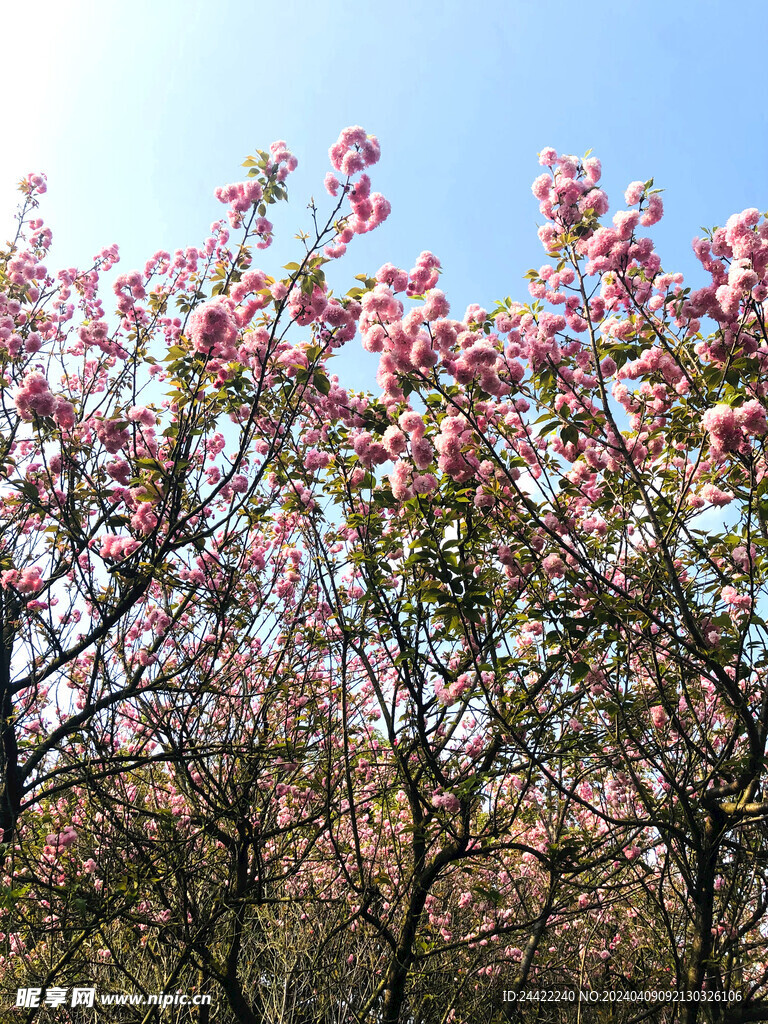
[313,372,331,396]
[571,662,590,682]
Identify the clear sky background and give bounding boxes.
[3,0,768,390]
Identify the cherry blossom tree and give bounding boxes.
[0,128,387,849]
[4,128,768,1024]
[316,148,768,1022]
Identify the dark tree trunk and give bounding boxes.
[682,814,721,1024]
[0,604,20,849]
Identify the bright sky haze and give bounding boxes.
[4,0,767,389]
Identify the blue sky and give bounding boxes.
[4,0,768,390]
